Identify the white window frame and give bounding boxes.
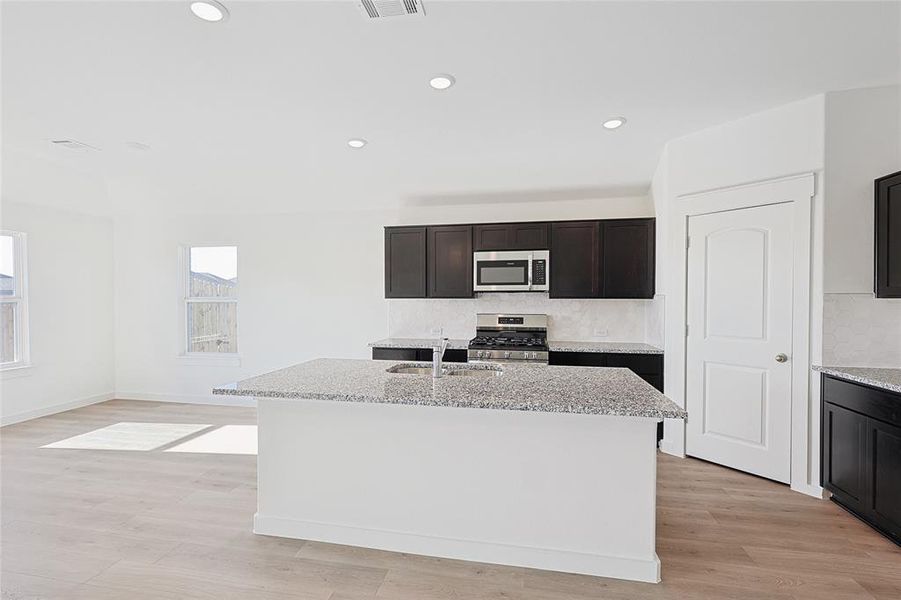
[177,245,240,366]
[1,231,31,371]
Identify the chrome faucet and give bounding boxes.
[432,337,449,378]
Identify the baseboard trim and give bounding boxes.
[254,513,661,583]
[1,391,115,426]
[659,441,685,458]
[791,482,825,499]
[116,391,256,407]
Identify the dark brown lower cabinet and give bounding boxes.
[371,348,467,363]
[821,375,901,545]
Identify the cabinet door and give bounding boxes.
[550,221,600,298]
[876,170,901,298]
[428,225,473,298]
[868,418,901,542]
[823,401,869,511]
[473,224,511,251]
[601,219,655,299]
[473,222,549,251]
[384,227,427,298]
[509,222,549,249]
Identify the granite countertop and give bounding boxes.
[813,365,901,394]
[368,338,471,350]
[368,338,663,355]
[547,341,663,354]
[214,358,687,419]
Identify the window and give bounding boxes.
[182,246,237,355]
[1,231,29,370]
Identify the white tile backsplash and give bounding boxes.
[388,293,655,343]
[822,293,901,367]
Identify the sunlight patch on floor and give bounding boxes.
[42,422,212,451]
[164,424,257,455]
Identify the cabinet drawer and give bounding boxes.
[823,376,901,427]
[605,353,663,375]
[417,348,468,363]
[548,352,605,367]
[372,348,419,361]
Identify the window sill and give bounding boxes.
[176,354,242,367]
[1,363,33,379]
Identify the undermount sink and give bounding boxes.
[387,366,435,375]
[386,363,504,377]
[446,367,503,377]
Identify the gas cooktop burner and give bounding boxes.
[469,336,547,348]
[467,313,549,363]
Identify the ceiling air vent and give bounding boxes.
[358,0,424,19]
[50,139,100,152]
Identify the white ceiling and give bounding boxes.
[2,0,899,215]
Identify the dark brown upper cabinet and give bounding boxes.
[876,170,901,298]
[550,221,600,298]
[386,218,655,300]
[384,227,427,298]
[601,219,655,299]
[427,225,473,298]
[473,222,549,251]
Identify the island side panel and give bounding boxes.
[255,397,660,583]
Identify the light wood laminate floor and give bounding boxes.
[1,399,899,599]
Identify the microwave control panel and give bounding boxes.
[532,259,547,285]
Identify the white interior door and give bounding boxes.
[685,202,794,483]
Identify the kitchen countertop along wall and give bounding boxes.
[369,338,663,355]
[813,365,901,394]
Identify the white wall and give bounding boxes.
[822,85,901,367]
[397,194,654,226]
[113,210,392,404]
[651,95,826,496]
[0,201,115,424]
[824,85,900,293]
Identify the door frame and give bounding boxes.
[667,173,817,496]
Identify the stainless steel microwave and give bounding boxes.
[473,250,549,292]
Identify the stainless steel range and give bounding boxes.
[468,313,548,363]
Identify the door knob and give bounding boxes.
[775,353,788,363]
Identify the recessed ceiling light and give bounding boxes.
[429,74,455,90]
[347,138,367,149]
[602,117,627,130]
[190,1,229,22]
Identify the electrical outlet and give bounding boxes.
[594,328,609,338]
[429,326,443,336]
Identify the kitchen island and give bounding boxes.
[214,358,686,583]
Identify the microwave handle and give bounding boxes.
[527,254,533,289]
